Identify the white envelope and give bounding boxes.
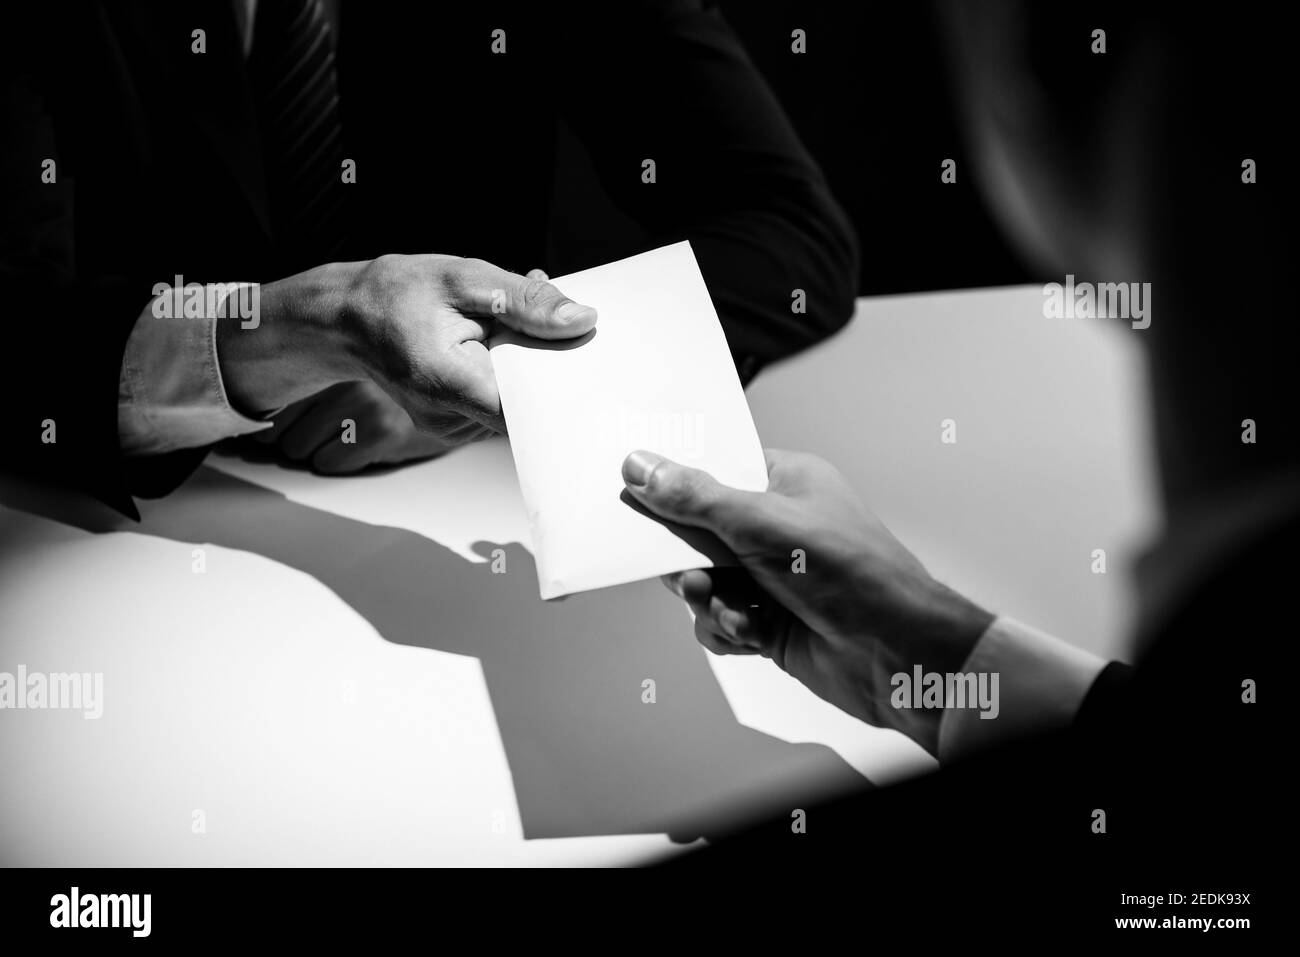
[490,241,769,599]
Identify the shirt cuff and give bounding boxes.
[118,283,273,455]
[937,617,1108,764]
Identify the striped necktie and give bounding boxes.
[248,0,347,272]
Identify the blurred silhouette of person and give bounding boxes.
[620,1,1287,927]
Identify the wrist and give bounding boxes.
[908,581,996,676]
[876,580,995,756]
[216,262,361,415]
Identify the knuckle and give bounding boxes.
[441,257,485,296]
[683,472,717,511]
[441,261,473,297]
[644,464,676,499]
[376,406,411,436]
[658,468,708,513]
[520,278,557,312]
[369,253,407,286]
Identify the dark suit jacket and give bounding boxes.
[0,0,857,517]
[665,509,1283,933]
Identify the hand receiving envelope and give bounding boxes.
[490,241,769,599]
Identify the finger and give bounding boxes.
[662,568,712,603]
[279,402,354,462]
[525,268,549,281]
[672,571,746,642]
[311,433,397,474]
[257,386,339,443]
[664,569,732,638]
[417,408,493,443]
[407,419,494,455]
[450,259,596,340]
[708,594,763,647]
[313,446,371,475]
[280,385,409,465]
[675,568,715,609]
[429,338,508,434]
[408,404,497,441]
[311,427,438,474]
[442,421,496,444]
[621,450,769,542]
[669,566,775,650]
[694,617,759,656]
[677,570,765,648]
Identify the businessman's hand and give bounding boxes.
[621,449,994,754]
[217,255,595,445]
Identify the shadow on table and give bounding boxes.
[0,466,866,841]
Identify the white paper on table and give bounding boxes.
[490,241,769,599]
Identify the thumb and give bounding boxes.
[500,272,597,339]
[456,261,597,340]
[621,450,764,543]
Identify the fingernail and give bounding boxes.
[555,299,595,326]
[623,449,663,489]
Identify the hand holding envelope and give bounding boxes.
[490,242,769,599]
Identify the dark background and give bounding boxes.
[550,0,1033,296]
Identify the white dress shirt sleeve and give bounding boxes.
[937,617,1108,764]
[117,283,273,455]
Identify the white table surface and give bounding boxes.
[0,286,1159,866]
